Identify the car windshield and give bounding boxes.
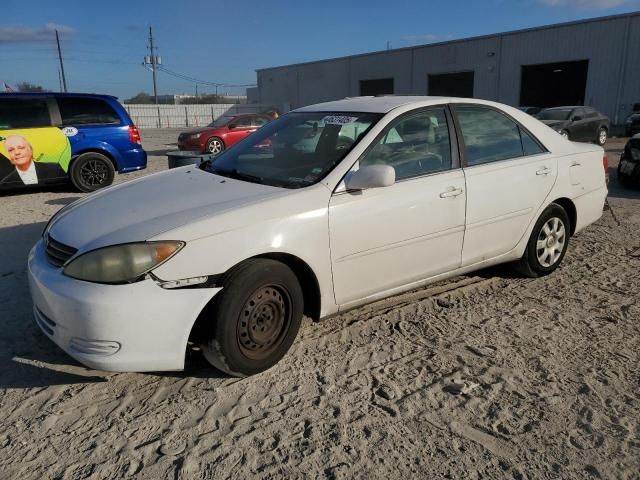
[207,116,234,127]
[201,111,382,188]
[537,109,572,121]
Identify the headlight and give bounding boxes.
[631,148,640,161]
[190,134,201,140]
[63,241,184,284]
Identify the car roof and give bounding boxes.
[0,92,118,100]
[542,106,581,110]
[293,95,520,114]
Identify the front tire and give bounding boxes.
[70,152,115,192]
[516,204,570,278]
[205,137,225,154]
[201,259,304,377]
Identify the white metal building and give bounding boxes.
[255,12,640,125]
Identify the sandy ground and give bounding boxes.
[0,130,639,479]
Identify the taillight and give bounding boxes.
[128,125,141,145]
[603,154,608,172]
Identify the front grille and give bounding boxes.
[44,234,77,267]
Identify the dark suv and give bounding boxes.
[537,106,610,145]
[625,103,640,137]
[0,93,146,192]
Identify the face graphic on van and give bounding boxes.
[5,135,34,170]
[0,127,72,187]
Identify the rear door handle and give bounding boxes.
[439,187,464,198]
[536,167,551,176]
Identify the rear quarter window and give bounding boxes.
[0,98,51,129]
[58,97,121,126]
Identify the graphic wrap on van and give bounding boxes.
[0,127,71,187]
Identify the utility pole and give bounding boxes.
[146,26,161,127]
[55,30,68,92]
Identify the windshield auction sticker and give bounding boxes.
[322,115,358,125]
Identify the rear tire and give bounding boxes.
[201,259,304,377]
[516,204,570,278]
[70,152,115,192]
[618,160,639,188]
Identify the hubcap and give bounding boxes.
[599,130,607,144]
[536,217,566,268]
[208,140,222,154]
[80,159,108,186]
[560,131,569,139]
[237,285,291,359]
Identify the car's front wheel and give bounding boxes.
[596,127,608,146]
[205,137,225,154]
[516,204,570,277]
[70,152,115,192]
[201,259,304,377]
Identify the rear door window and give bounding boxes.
[58,97,121,126]
[0,98,51,129]
[454,106,545,165]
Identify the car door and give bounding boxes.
[329,107,466,307]
[225,116,254,146]
[452,105,556,267]
[570,108,592,141]
[0,96,70,190]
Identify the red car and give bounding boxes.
[177,114,272,154]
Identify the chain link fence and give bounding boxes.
[123,104,274,128]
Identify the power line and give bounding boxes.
[155,65,256,88]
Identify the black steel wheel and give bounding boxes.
[201,259,303,377]
[70,152,115,192]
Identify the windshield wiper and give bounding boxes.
[210,168,264,184]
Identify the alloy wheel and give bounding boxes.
[80,159,109,186]
[536,217,566,267]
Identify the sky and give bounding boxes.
[1,0,639,100]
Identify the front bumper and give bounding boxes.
[27,240,220,372]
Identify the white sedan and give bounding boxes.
[28,96,608,377]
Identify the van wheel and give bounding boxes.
[70,152,115,192]
[516,204,570,277]
[201,259,304,377]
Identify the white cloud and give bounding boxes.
[0,23,74,44]
[540,0,633,8]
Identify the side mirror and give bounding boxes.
[228,123,237,129]
[572,115,582,122]
[345,165,395,191]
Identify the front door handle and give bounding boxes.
[439,187,464,198]
[536,167,551,176]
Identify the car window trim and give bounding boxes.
[450,103,549,169]
[333,104,460,194]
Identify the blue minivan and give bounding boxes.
[0,93,146,192]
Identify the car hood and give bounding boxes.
[540,120,567,128]
[47,167,285,252]
[180,127,216,136]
